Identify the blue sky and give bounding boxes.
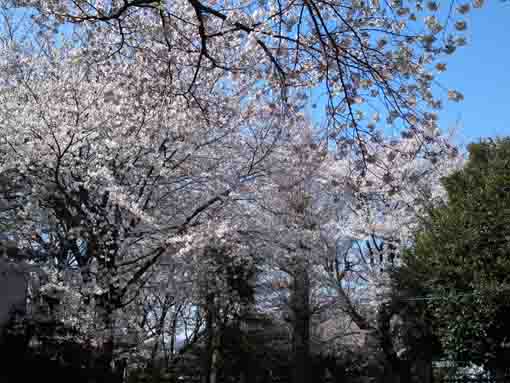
[438,1,510,145]
[303,2,510,147]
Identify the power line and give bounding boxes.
[339,285,510,305]
[395,285,510,302]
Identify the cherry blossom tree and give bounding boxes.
[0,3,284,374]
[0,0,481,380]
[6,0,477,150]
[239,117,462,380]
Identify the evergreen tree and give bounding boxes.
[402,138,510,377]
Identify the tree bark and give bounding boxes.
[291,260,311,383]
[203,292,220,383]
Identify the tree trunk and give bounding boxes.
[291,261,311,383]
[203,292,220,383]
[99,315,116,383]
[411,357,432,383]
[209,345,219,383]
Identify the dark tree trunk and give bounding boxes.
[202,292,219,383]
[411,357,432,383]
[291,261,311,383]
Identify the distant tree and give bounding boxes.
[402,138,510,378]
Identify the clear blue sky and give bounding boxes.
[438,1,510,145]
[305,2,510,147]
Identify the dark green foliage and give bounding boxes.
[216,315,291,383]
[0,317,119,383]
[401,138,510,373]
[389,257,443,359]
